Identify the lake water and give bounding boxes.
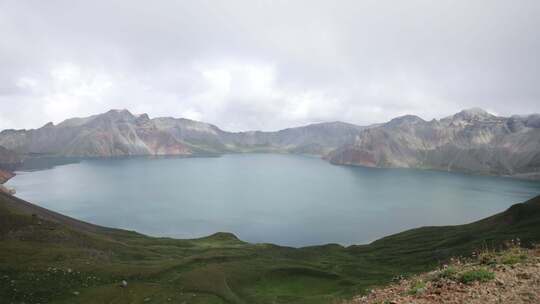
[6,154,540,247]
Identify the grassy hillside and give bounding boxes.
[1,192,539,304]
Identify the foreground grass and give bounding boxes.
[1,192,539,304]
[349,245,540,303]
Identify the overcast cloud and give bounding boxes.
[1,0,539,131]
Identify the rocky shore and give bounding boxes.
[0,145,22,193]
[0,169,15,194]
[0,169,14,184]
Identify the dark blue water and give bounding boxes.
[7,154,540,246]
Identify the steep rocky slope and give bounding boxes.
[0,110,193,157]
[328,108,540,178]
[0,146,22,184]
[221,121,367,155]
[0,146,21,169]
[0,110,365,157]
[1,108,540,178]
[0,170,14,185]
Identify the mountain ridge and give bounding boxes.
[1,108,540,179]
[328,108,540,179]
[0,109,368,158]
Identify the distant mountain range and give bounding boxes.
[0,109,365,157]
[328,108,540,179]
[0,108,539,179]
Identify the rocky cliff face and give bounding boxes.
[220,121,367,155]
[0,110,365,158]
[0,170,14,184]
[328,108,540,178]
[0,110,162,157]
[0,146,22,184]
[0,146,21,167]
[1,108,539,178]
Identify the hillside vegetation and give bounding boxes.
[349,244,540,303]
[1,192,539,303]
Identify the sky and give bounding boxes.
[1,0,539,131]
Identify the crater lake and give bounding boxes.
[7,154,540,247]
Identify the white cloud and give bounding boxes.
[0,0,539,131]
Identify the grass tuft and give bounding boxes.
[500,248,528,265]
[407,280,426,295]
[458,268,494,284]
[437,266,458,280]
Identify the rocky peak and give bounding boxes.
[138,113,150,121]
[386,115,425,127]
[439,108,498,128]
[136,113,151,125]
[105,109,134,117]
[310,121,364,130]
[452,108,494,121]
[98,109,136,123]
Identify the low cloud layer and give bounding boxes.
[1,0,539,131]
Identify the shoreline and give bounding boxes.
[11,152,540,181]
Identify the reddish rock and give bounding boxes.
[0,169,14,184]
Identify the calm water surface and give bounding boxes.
[7,154,540,246]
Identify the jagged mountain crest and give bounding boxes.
[0,110,367,157]
[1,108,539,179]
[328,108,540,179]
[450,107,494,119]
[386,115,426,128]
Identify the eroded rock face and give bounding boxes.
[0,108,539,178]
[0,170,14,184]
[0,110,366,157]
[328,108,540,178]
[0,146,21,184]
[0,146,21,166]
[0,110,195,157]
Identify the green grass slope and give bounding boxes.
[1,192,539,304]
